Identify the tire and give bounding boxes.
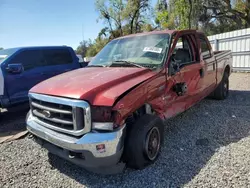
[213,72,229,100]
[124,114,164,169]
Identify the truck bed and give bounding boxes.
[214,50,232,61]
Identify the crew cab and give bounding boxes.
[0,46,82,110]
[26,30,232,174]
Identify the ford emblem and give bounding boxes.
[42,110,51,118]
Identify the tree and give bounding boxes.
[155,0,201,30]
[200,0,250,29]
[155,0,173,29]
[75,40,91,57]
[123,0,151,34]
[95,0,124,38]
[0,47,3,50]
[95,0,153,37]
[86,38,109,57]
[79,0,250,57]
[170,0,191,29]
[98,27,109,39]
[88,0,154,57]
[154,0,249,34]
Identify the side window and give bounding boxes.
[173,36,194,64]
[8,50,45,71]
[199,36,211,59]
[43,49,73,66]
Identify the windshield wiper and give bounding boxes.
[112,60,144,68]
[87,64,107,67]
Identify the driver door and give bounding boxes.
[164,32,205,118]
[4,49,46,104]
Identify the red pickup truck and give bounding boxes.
[26,30,232,174]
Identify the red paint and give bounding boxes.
[30,67,156,106]
[30,30,232,125]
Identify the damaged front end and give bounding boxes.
[26,93,126,174]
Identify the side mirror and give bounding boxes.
[6,64,24,74]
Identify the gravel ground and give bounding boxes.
[0,73,250,188]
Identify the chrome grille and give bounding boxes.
[29,93,91,136]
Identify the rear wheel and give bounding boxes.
[213,72,229,100]
[124,114,164,169]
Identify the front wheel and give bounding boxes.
[123,114,164,169]
[213,72,229,100]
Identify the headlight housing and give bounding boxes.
[91,106,120,131]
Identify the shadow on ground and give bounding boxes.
[0,104,29,133]
[46,90,250,187]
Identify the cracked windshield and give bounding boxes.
[89,33,170,67]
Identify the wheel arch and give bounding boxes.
[112,73,166,126]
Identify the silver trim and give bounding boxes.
[31,101,72,114]
[92,122,114,131]
[33,109,73,125]
[72,106,77,130]
[29,93,91,136]
[27,112,126,158]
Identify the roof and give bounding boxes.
[114,29,205,40]
[4,46,71,51]
[115,30,177,40]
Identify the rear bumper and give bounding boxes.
[26,113,126,174]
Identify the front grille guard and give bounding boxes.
[29,93,91,137]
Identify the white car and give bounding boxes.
[76,54,84,63]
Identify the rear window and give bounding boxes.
[199,35,211,59]
[43,49,73,65]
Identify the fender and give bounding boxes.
[217,60,232,85]
[113,72,166,125]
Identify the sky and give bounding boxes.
[0,0,158,50]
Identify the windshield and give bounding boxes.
[89,34,170,67]
[0,48,18,63]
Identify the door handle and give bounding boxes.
[200,68,205,78]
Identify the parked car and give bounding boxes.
[0,46,81,109]
[26,30,232,174]
[76,54,89,67]
[83,56,94,63]
[76,54,84,63]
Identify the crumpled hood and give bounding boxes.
[30,67,156,106]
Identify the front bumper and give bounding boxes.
[26,113,126,174]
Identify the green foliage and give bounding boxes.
[155,10,169,29]
[75,40,91,57]
[200,0,250,33]
[86,38,109,57]
[95,0,124,38]
[95,0,151,37]
[78,0,153,57]
[0,47,3,50]
[76,0,250,57]
[172,0,190,29]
